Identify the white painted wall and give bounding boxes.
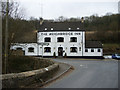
[37,31,84,56]
[83,48,103,56]
[24,43,38,56]
[11,31,103,57]
[11,43,38,56]
[11,43,26,51]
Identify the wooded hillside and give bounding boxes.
[2,1,120,56]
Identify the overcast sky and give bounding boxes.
[16,0,119,20]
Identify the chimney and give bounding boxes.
[40,17,44,25]
[81,17,84,23]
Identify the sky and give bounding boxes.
[15,0,119,20]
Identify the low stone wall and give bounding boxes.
[1,63,59,88]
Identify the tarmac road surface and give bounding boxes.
[45,59,118,88]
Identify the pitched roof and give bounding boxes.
[38,21,84,32]
[85,41,103,48]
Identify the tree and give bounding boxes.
[2,0,26,74]
[2,0,25,19]
[57,16,67,22]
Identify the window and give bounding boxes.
[68,28,71,30]
[28,47,34,52]
[70,47,77,53]
[85,49,88,52]
[91,49,94,52]
[44,37,51,42]
[45,28,47,30]
[51,28,53,30]
[70,37,77,42]
[98,49,101,52]
[57,37,64,42]
[16,47,22,50]
[44,47,51,52]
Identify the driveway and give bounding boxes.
[45,59,118,88]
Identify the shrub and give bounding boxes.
[7,55,54,73]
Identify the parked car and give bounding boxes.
[104,55,112,59]
[112,54,120,59]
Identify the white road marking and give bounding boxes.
[80,64,88,68]
[80,64,84,67]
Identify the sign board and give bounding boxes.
[38,43,49,46]
[40,32,81,36]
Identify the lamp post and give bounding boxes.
[4,0,9,74]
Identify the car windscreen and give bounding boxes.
[117,54,120,56]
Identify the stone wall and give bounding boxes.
[12,50,25,56]
[1,63,59,88]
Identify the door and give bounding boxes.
[58,47,63,56]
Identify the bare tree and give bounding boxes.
[2,0,26,73]
[57,16,67,22]
[2,0,25,19]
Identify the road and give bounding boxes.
[45,59,118,88]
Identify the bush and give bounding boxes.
[53,52,56,58]
[64,53,67,58]
[7,55,54,73]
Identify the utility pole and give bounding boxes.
[4,0,9,74]
[42,45,43,58]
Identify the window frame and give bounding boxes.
[98,49,101,52]
[28,47,34,53]
[44,47,51,53]
[16,47,22,50]
[91,49,94,52]
[57,37,64,42]
[70,37,77,42]
[44,37,51,42]
[85,49,88,52]
[70,47,77,53]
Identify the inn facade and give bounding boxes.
[11,21,103,58]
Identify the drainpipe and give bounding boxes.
[82,31,83,56]
[37,43,39,56]
[37,32,39,56]
[42,45,43,58]
[81,17,84,57]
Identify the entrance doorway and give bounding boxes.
[58,47,63,56]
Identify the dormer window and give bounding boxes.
[45,28,47,30]
[51,28,53,30]
[68,28,71,30]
